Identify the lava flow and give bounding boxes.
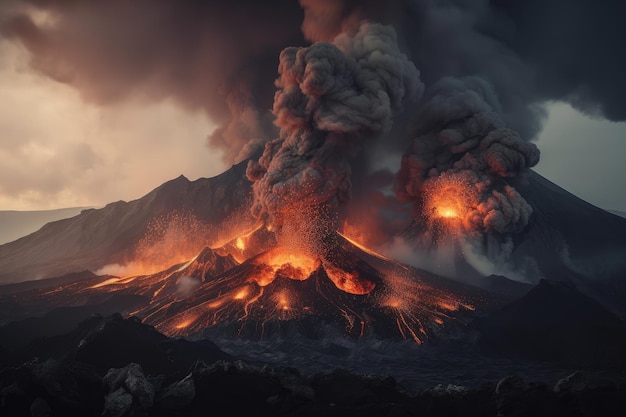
[34,222,481,345]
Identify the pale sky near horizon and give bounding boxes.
[0,38,624,214]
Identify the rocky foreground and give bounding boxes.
[1,314,625,417]
[2,356,625,417]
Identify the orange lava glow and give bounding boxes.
[56,224,480,344]
[423,175,479,233]
[249,250,320,286]
[438,207,459,219]
[437,301,460,311]
[175,318,195,329]
[277,291,291,310]
[428,188,466,221]
[323,261,375,295]
[89,277,122,289]
[233,287,250,300]
[337,231,394,262]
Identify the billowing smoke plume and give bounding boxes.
[396,76,539,239]
[246,23,421,247]
[2,0,623,270]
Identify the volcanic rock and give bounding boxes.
[553,371,587,393]
[29,396,52,417]
[103,363,155,410]
[1,313,233,378]
[102,387,133,417]
[154,372,195,410]
[0,294,148,350]
[511,171,626,314]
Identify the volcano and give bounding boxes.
[2,163,626,417]
[3,159,624,316]
[1,224,486,345]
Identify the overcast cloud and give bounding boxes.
[0,0,624,213]
[0,39,227,210]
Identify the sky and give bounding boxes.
[0,0,624,213]
[0,39,228,211]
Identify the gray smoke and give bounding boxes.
[3,0,623,262]
[384,76,541,281]
[247,23,421,241]
[395,76,539,239]
[2,0,623,167]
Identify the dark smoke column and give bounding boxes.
[247,23,421,252]
[395,76,540,257]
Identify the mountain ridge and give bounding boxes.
[1,163,625,322]
[0,162,253,284]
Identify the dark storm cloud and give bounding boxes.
[489,0,626,121]
[2,0,623,168]
[2,0,623,232]
[0,0,305,164]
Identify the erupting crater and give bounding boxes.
[24,225,482,345]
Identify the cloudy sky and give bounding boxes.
[0,38,227,210]
[0,0,624,213]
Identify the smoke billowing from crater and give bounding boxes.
[246,22,421,248]
[396,76,539,239]
[392,76,540,281]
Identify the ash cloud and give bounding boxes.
[2,0,624,265]
[395,76,539,239]
[246,23,421,242]
[2,0,623,167]
[490,0,626,122]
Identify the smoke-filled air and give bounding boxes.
[246,23,421,252]
[1,0,625,345]
[3,3,626,416]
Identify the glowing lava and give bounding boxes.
[438,207,459,219]
[423,172,480,237]
[248,250,320,287]
[34,226,479,344]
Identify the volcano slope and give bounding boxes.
[2,160,624,314]
[510,171,626,316]
[0,228,491,346]
[0,159,254,284]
